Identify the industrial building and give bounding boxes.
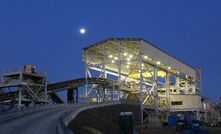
[83,38,212,124]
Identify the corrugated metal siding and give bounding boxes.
[140,40,196,78]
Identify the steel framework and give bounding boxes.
[83,38,201,125]
[0,66,48,111]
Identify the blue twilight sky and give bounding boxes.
[0,0,221,101]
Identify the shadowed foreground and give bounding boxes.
[68,103,141,134]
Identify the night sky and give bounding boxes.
[0,0,221,100]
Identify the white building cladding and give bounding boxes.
[140,40,196,78]
[83,38,201,121]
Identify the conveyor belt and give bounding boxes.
[47,77,124,93]
[0,78,127,104]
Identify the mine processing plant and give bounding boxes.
[83,38,210,123]
[0,38,217,129]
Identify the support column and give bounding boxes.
[197,95,200,120]
[18,72,23,110]
[193,80,197,94]
[185,80,188,94]
[102,44,107,101]
[96,87,101,102]
[44,74,48,102]
[139,55,144,126]
[85,59,89,100]
[102,87,104,101]
[153,66,159,117]
[197,110,200,120]
[18,88,22,110]
[118,41,122,100]
[76,88,79,103]
[166,72,170,109]
[176,76,180,94]
[19,72,22,81]
[197,68,202,95]
[67,88,74,103]
[111,85,114,100]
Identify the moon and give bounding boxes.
[80,28,86,34]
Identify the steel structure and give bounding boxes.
[83,38,201,124]
[47,77,127,103]
[0,65,48,111]
[0,73,125,111]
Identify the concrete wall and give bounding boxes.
[169,94,201,111]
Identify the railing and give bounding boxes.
[3,67,20,74]
[2,66,46,76]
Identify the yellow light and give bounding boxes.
[168,66,171,70]
[114,57,118,60]
[109,55,113,58]
[156,61,161,65]
[144,56,148,59]
[141,63,144,67]
[111,60,115,63]
[177,71,179,74]
[126,65,129,68]
[129,55,133,58]
[123,52,128,56]
[127,62,131,65]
